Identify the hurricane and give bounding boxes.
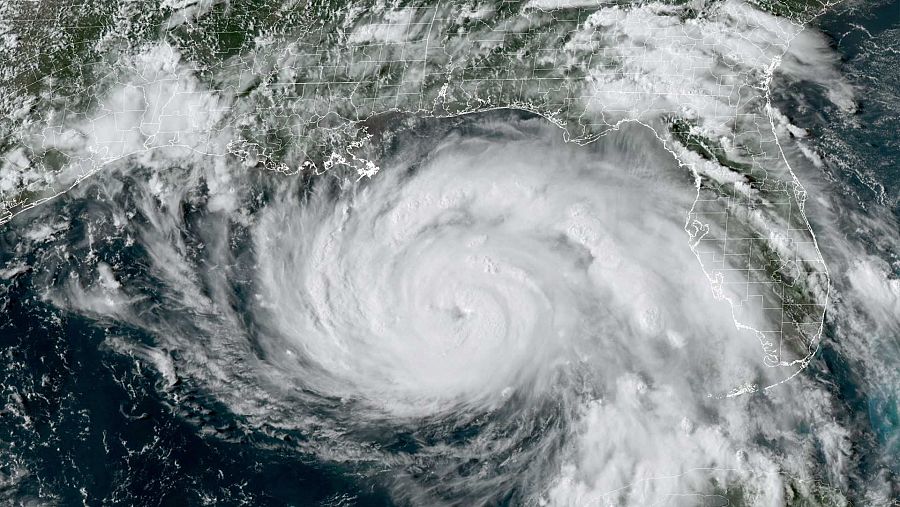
[0,0,897,505]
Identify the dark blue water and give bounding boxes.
[775,0,900,213]
[774,0,900,488]
[0,195,394,506]
[1,2,898,505]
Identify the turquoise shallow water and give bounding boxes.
[773,0,900,488]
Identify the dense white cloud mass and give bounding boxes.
[4,0,840,379]
[254,125,710,416]
[0,0,896,504]
[21,115,873,505]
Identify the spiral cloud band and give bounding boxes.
[17,114,858,505]
[253,119,761,417]
[259,157,577,415]
[1,0,897,503]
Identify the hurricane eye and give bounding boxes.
[2,1,890,505]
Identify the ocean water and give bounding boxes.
[770,0,900,494]
[0,2,897,506]
[0,197,395,506]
